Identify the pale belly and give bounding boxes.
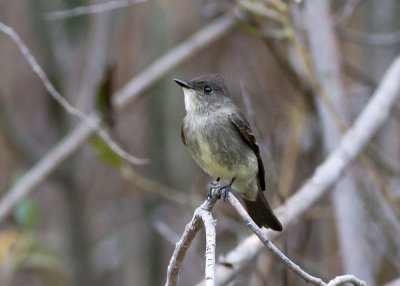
[191,140,258,196]
[195,142,233,180]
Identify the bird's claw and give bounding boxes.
[219,185,230,201]
[207,177,235,201]
[207,178,221,200]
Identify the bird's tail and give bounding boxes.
[243,192,282,231]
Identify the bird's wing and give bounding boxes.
[229,112,265,191]
[181,125,187,146]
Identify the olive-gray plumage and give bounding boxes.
[175,74,282,231]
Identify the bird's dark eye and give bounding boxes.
[204,85,212,93]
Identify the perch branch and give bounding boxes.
[0,15,235,222]
[165,196,218,286]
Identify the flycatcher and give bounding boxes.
[174,74,282,231]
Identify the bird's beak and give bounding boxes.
[174,78,192,89]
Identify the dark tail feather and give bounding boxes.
[243,192,282,231]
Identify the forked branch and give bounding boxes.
[165,196,218,286]
[166,192,366,286]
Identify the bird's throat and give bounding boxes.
[183,89,199,113]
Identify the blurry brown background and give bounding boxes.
[0,0,399,285]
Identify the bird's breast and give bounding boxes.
[182,112,257,182]
[196,140,233,179]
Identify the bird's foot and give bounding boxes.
[207,178,220,200]
[208,177,235,201]
[218,177,235,201]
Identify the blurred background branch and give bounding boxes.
[45,0,150,21]
[0,21,148,165]
[0,15,234,222]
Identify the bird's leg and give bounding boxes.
[218,177,235,201]
[208,178,221,200]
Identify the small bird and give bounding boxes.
[174,74,282,231]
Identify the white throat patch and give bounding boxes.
[182,88,199,112]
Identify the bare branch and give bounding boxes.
[237,0,282,23]
[165,197,218,286]
[120,165,202,206]
[153,220,180,245]
[333,0,363,26]
[44,0,149,21]
[202,210,217,285]
[338,27,400,46]
[385,276,400,286]
[172,189,365,285]
[113,15,235,109]
[227,193,366,286]
[0,21,148,166]
[165,210,203,286]
[0,15,235,222]
[0,123,93,222]
[227,194,324,285]
[196,55,400,285]
[327,275,368,286]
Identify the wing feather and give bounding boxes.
[229,112,265,190]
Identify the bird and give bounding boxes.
[174,74,282,231]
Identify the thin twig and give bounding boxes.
[236,0,347,131]
[0,15,235,222]
[113,15,235,109]
[333,0,363,26]
[237,0,282,23]
[264,40,315,109]
[120,164,202,206]
[44,0,149,20]
[338,26,400,46]
[165,196,218,286]
[227,194,323,285]
[153,220,180,245]
[0,21,148,166]
[327,275,367,286]
[196,55,400,285]
[165,209,203,286]
[0,123,92,221]
[384,276,400,286]
[227,193,366,286]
